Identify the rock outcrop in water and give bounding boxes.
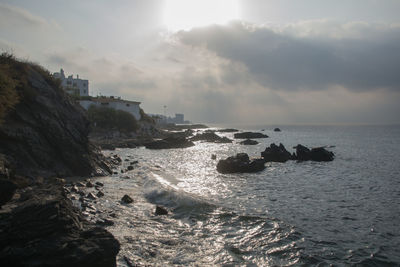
[144,136,195,149]
[0,54,112,178]
[240,139,259,145]
[217,153,265,174]
[295,144,334,162]
[234,132,269,139]
[261,143,293,163]
[0,182,120,266]
[191,131,233,143]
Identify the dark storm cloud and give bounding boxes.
[177,22,400,92]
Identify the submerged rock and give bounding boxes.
[155,206,168,216]
[239,139,259,145]
[261,143,293,163]
[145,136,195,149]
[190,132,233,143]
[234,132,269,139]
[217,153,265,174]
[121,194,133,204]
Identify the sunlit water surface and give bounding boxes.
[82,125,400,266]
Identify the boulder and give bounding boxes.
[239,139,259,145]
[190,132,233,143]
[234,132,269,139]
[294,144,335,162]
[127,165,134,171]
[96,191,105,198]
[261,143,293,163]
[217,153,265,174]
[295,144,311,161]
[211,154,217,160]
[95,182,104,187]
[274,128,281,132]
[86,181,94,188]
[0,179,17,208]
[155,206,168,216]
[121,194,133,204]
[144,136,194,149]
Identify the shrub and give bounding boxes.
[0,54,19,124]
[87,105,138,132]
[139,108,155,124]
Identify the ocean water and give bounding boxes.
[84,125,400,266]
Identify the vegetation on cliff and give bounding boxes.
[87,105,139,133]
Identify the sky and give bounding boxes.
[1,0,400,125]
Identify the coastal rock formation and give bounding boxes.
[240,139,259,145]
[217,128,239,133]
[0,183,120,267]
[0,179,17,208]
[274,128,281,132]
[0,55,111,178]
[261,143,293,163]
[217,153,265,174]
[191,132,233,143]
[145,136,195,149]
[234,132,269,139]
[295,145,334,162]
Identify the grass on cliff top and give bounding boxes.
[0,53,65,124]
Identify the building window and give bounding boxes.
[67,81,72,85]
[84,83,87,87]
[126,104,130,107]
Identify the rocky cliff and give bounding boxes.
[0,54,111,179]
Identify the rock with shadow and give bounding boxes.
[239,139,259,145]
[217,153,265,174]
[261,143,293,163]
[145,136,194,149]
[234,132,269,139]
[295,144,334,162]
[191,132,233,143]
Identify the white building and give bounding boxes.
[53,69,89,96]
[79,96,141,120]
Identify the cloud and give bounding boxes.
[177,21,400,92]
[0,3,49,28]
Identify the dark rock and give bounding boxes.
[78,191,85,196]
[274,128,281,132]
[87,193,97,200]
[127,165,134,171]
[217,153,265,174]
[191,132,233,143]
[240,139,259,145]
[234,132,269,139]
[0,179,17,208]
[130,161,138,165]
[294,144,335,162]
[95,181,104,187]
[155,206,168,215]
[217,128,239,133]
[96,191,104,198]
[86,181,94,187]
[261,143,293,163]
[76,182,85,187]
[71,185,79,193]
[211,154,217,160]
[113,172,118,175]
[121,194,133,204]
[145,136,195,149]
[0,183,119,266]
[96,218,114,226]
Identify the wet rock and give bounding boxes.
[113,172,118,175]
[216,153,265,174]
[0,179,17,208]
[96,191,105,198]
[155,206,168,215]
[211,154,217,160]
[191,132,233,143]
[130,161,138,165]
[76,182,85,187]
[145,136,195,149]
[234,132,269,139]
[96,218,114,226]
[78,191,85,196]
[121,194,133,204]
[127,165,134,171]
[71,185,79,193]
[261,143,293,163]
[95,182,104,187]
[87,193,97,200]
[239,139,259,145]
[295,144,312,161]
[86,181,94,188]
[274,128,281,132]
[294,144,335,162]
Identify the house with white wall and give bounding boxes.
[53,69,89,96]
[79,96,141,120]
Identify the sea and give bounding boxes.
[80,125,400,266]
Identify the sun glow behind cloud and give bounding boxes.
[163,0,240,31]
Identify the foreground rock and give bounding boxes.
[240,139,259,145]
[121,194,134,204]
[0,179,17,208]
[145,136,194,149]
[234,132,269,139]
[295,144,334,162]
[217,153,265,174]
[261,143,293,163]
[191,132,232,143]
[0,182,120,266]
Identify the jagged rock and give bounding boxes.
[295,144,311,161]
[71,185,79,193]
[217,153,265,174]
[0,183,119,266]
[96,191,104,198]
[155,206,168,216]
[294,144,335,161]
[145,136,195,149]
[121,194,133,204]
[274,128,281,132]
[239,139,259,145]
[234,132,269,139]
[191,132,233,143]
[86,181,94,188]
[261,143,293,163]
[0,179,17,208]
[127,166,134,171]
[87,193,97,200]
[95,182,104,187]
